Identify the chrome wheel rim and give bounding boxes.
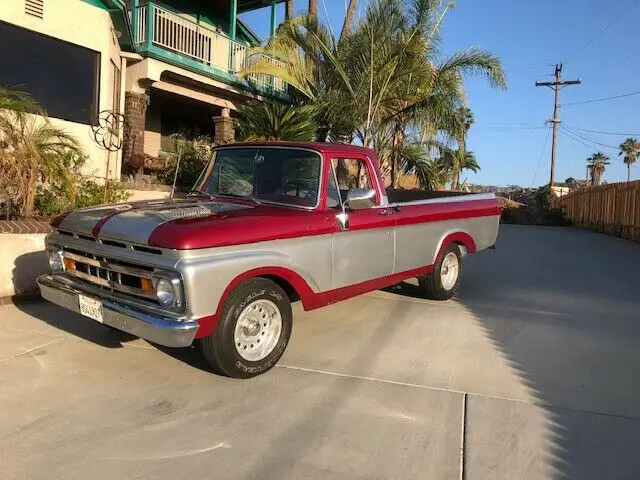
[234,299,282,361]
[440,252,459,291]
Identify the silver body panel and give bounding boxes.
[44,212,500,321]
[38,274,198,347]
[331,227,395,288]
[387,192,496,207]
[99,202,248,244]
[394,216,499,273]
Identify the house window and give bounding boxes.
[25,0,44,19]
[0,21,100,125]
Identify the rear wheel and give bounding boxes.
[200,278,292,379]
[418,243,462,300]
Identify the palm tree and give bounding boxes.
[243,0,506,190]
[451,106,474,190]
[0,87,83,217]
[618,137,639,182]
[340,0,358,41]
[459,149,480,175]
[586,152,610,186]
[286,0,294,20]
[308,0,317,20]
[236,100,317,141]
[400,143,449,191]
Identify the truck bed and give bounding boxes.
[386,189,476,204]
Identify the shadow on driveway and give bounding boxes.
[457,225,640,479]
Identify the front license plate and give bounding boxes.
[78,294,103,323]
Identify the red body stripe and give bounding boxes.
[50,211,72,228]
[193,232,475,339]
[149,199,499,250]
[91,210,126,238]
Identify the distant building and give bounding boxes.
[1,0,286,181]
[551,185,571,197]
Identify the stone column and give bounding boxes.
[213,107,235,145]
[122,91,149,176]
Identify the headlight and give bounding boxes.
[155,278,175,306]
[47,249,64,273]
[153,276,183,309]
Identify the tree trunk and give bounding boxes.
[21,168,37,218]
[390,123,404,189]
[315,125,329,142]
[308,0,317,20]
[628,164,632,182]
[286,0,294,20]
[362,130,369,149]
[340,0,358,40]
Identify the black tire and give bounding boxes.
[418,243,462,301]
[199,278,292,379]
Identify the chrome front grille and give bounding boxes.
[61,250,157,301]
[56,229,162,255]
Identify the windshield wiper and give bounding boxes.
[218,193,262,205]
[187,189,215,199]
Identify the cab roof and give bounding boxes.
[217,141,377,158]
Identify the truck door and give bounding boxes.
[327,156,395,289]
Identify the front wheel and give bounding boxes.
[200,278,292,379]
[418,243,462,300]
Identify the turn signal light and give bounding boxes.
[140,277,154,293]
[63,258,76,270]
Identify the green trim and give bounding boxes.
[130,0,138,46]
[78,0,109,10]
[145,4,154,50]
[142,44,287,100]
[229,0,237,40]
[269,0,276,37]
[237,19,260,46]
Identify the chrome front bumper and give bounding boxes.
[37,274,199,347]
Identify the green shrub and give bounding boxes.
[157,135,212,189]
[35,178,131,217]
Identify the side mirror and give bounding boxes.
[345,188,376,210]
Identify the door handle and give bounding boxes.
[379,206,400,216]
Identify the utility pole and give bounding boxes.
[535,64,581,195]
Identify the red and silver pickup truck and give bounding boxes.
[38,142,500,378]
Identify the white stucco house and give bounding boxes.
[1,0,286,181]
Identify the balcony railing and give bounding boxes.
[133,2,286,94]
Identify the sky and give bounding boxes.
[240,0,640,187]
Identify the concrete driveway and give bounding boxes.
[1,225,639,479]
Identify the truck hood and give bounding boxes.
[54,198,251,246]
[53,197,317,250]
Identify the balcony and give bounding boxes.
[132,1,286,96]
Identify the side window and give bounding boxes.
[333,158,373,190]
[326,165,341,208]
[331,158,374,204]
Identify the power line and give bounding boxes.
[561,90,640,106]
[562,125,640,137]
[320,0,334,39]
[560,126,621,149]
[559,128,608,152]
[564,0,640,62]
[558,125,619,150]
[531,127,552,185]
[591,48,640,74]
[535,63,581,190]
[474,126,547,132]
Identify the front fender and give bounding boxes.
[176,250,321,320]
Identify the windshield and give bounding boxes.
[195,147,322,208]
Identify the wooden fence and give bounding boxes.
[554,180,640,243]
